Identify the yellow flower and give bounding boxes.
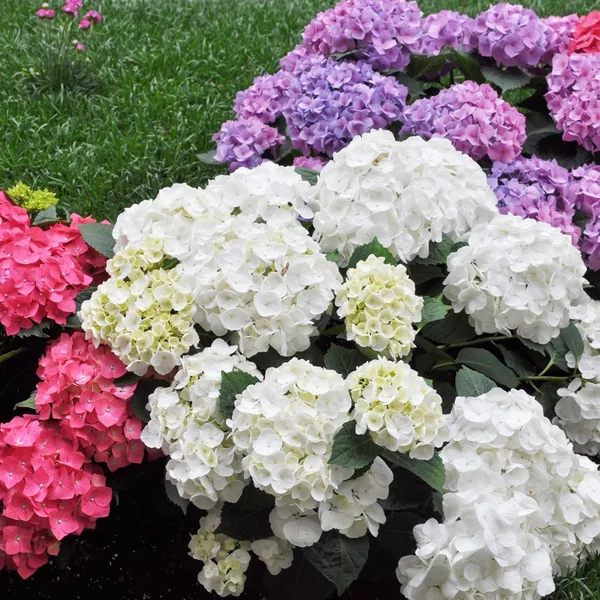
[7,182,59,212]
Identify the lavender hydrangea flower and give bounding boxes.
[293,156,328,171]
[301,0,423,71]
[467,3,555,68]
[573,164,600,270]
[417,11,473,56]
[282,56,407,157]
[490,157,580,245]
[213,117,285,171]
[546,52,600,155]
[401,81,526,163]
[542,14,580,63]
[234,71,293,124]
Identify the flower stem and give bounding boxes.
[518,375,570,382]
[439,335,514,350]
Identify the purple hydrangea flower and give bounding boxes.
[417,11,473,56]
[541,14,580,63]
[213,117,285,171]
[467,3,555,68]
[546,52,600,155]
[301,0,423,71]
[573,164,600,270]
[490,156,580,245]
[282,55,407,157]
[234,71,293,124]
[401,81,526,163]
[293,156,328,171]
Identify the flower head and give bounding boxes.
[79,19,91,30]
[36,8,55,19]
[84,10,102,24]
[568,11,600,54]
[7,182,59,213]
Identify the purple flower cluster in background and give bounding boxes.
[401,81,526,163]
[234,71,292,124]
[293,156,328,171]
[282,56,407,157]
[573,165,600,270]
[301,0,423,71]
[490,157,580,244]
[467,3,558,68]
[416,10,473,56]
[546,52,600,155]
[213,117,285,171]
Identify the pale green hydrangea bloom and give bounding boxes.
[8,181,59,212]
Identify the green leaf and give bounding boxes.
[382,450,445,493]
[219,369,260,421]
[218,484,275,540]
[456,348,519,388]
[411,234,461,266]
[497,346,535,378]
[535,381,563,419]
[324,345,368,377]
[32,206,58,226]
[408,53,451,79]
[481,64,532,93]
[114,372,143,387]
[252,346,326,371]
[130,380,164,424]
[14,392,37,411]
[0,348,24,366]
[446,47,485,83]
[16,320,53,339]
[377,512,424,557]
[381,469,431,511]
[294,167,319,186]
[303,530,369,596]
[326,250,340,263]
[329,421,378,469]
[560,322,584,362]
[332,49,359,60]
[419,297,451,326]
[519,335,570,372]
[432,492,444,517]
[264,552,335,600]
[574,208,591,231]
[421,310,476,345]
[455,366,497,397]
[524,112,560,156]
[164,478,189,515]
[408,264,444,285]
[414,337,454,367]
[391,72,424,99]
[197,150,222,165]
[77,223,115,259]
[347,237,396,269]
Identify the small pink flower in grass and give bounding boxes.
[36,8,55,19]
[62,3,79,17]
[75,42,86,52]
[79,19,91,30]
[84,10,102,24]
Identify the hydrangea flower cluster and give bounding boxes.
[467,3,558,68]
[347,358,446,458]
[0,416,111,579]
[397,388,600,599]
[572,164,600,270]
[544,14,581,61]
[401,81,527,163]
[310,130,498,266]
[250,537,293,575]
[568,11,600,54]
[444,214,587,344]
[230,359,353,510]
[0,192,105,335]
[7,182,59,213]
[416,10,473,56]
[335,256,423,359]
[301,0,423,71]
[546,52,600,155]
[35,332,145,471]
[141,340,262,509]
[234,71,292,125]
[490,155,580,245]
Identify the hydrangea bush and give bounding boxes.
[4,1,600,599]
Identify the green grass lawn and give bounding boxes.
[0,0,597,220]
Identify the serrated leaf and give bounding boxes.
[519,335,569,372]
[303,531,369,596]
[114,372,143,387]
[347,238,395,269]
[412,235,460,266]
[408,264,444,284]
[218,484,275,540]
[535,381,563,419]
[432,492,444,517]
[16,320,53,339]
[455,366,497,397]
[252,346,326,371]
[419,297,451,326]
[380,469,431,511]
[324,345,368,377]
[197,150,221,165]
[14,392,37,411]
[219,369,260,421]
[381,450,445,493]
[164,478,189,515]
[447,47,485,83]
[32,206,58,226]
[294,167,319,186]
[377,512,424,558]
[65,314,81,328]
[130,380,164,424]
[497,346,535,377]
[329,421,378,469]
[560,322,584,361]
[456,348,518,388]
[421,310,476,344]
[408,53,451,79]
[481,64,532,93]
[77,223,115,259]
[75,286,97,311]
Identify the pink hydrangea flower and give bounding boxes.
[293,156,328,171]
[36,8,55,19]
[62,2,79,16]
[36,332,146,472]
[78,18,91,30]
[0,416,111,579]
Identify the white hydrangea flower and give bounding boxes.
[80,267,198,375]
[443,214,587,344]
[140,340,262,509]
[564,299,600,383]
[347,358,447,459]
[202,162,314,225]
[189,508,252,598]
[336,256,423,359]
[250,537,294,575]
[230,358,353,510]
[397,388,600,600]
[192,217,342,358]
[318,457,392,538]
[310,129,498,266]
[269,504,322,548]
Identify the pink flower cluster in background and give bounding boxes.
[36,333,145,472]
[0,192,106,336]
[402,81,526,163]
[0,416,111,578]
[36,1,102,50]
